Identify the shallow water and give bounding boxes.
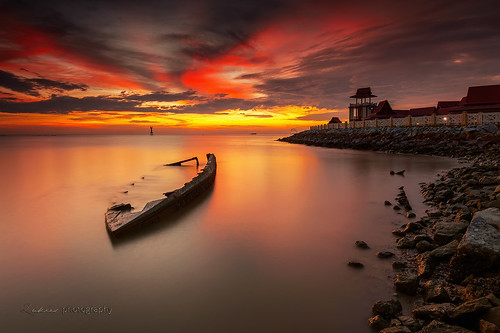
[0,135,459,332]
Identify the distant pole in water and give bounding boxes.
[150,126,153,135]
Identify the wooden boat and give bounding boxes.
[105,153,216,235]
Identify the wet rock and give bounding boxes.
[407,212,416,218]
[394,205,402,211]
[423,281,452,303]
[393,229,406,237]
[449,216,500,281]
[419,320,475,333]
[355,240,369,249]
[369,315,390,330]
[429,240,459,261]
[427,209,443,218]
[372,299,403,319]
[397,236,416,249]
[347,261,364,268]
[417,253,436,279]
[392,261,408,270]
[397,315,423,332]
[412,303,456,321]
[414,234,433,243]
[416,240,435,253]
[385,200,393,206]
[403,222,423,233]
[433,221,468,246]
[377,251,395,259]
[456,209,473,223]
[380,326,411,333]
[447,296,493,322]
[394,272,419,295]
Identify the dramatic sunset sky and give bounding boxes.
[1,0,499,134]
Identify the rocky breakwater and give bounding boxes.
[278,124,500,159]
[279,124,500,332]
[369,162,500,332]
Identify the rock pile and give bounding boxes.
[280,124,500,332]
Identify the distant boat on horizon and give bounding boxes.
[250,132,257,135]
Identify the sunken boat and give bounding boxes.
[105,153,216,235]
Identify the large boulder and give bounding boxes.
[433,221,468,245]
[447,296,493,322]
[412,303,456,321]
[372,299,403,319]
[474,208,500,230]
[449,216,500,282]
[394,272,419,295]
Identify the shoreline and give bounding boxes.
[279,125,500,333]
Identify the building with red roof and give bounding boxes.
[350,84,500,121]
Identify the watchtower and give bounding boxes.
[348,87,377,121]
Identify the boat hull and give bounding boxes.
[105,153,216,235]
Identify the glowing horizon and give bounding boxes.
[1,0,499,134]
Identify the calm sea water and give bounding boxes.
[0,135,459,332]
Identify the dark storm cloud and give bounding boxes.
[172,97,279,114]
[252,0,500,109]
[123,90,196,102]
[0,70,88,96]
[0,95,158,114]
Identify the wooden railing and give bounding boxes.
[310,112,500,131]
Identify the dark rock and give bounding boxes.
[417,253,436,279]
[397,236,416,249]
[385,200,393,206]
[447,296,493,322]
[414,235,434,245]
[404,222,423,233]
[449,217,500,281]
[377,251,395,259]
[433,221,468,246]
[412,303,456,321]
[484,306,500,329]
[397,315,423,332]
[355,240,369,249]
[393,229,406,237]
[369,315,390,330]
[380,326,411,333]
[394,205,402,211]
[419,320,475,333]
[348,261,364,268]
[407,212,417,218]
[427,210,443,218]
[394,272,419,295]
[416,240,435,253]
[372,299,403,319]
[423,281,452,303]
[479,319,498,333]
[429,240,459,261]
[392,261,408,270]
[474,207,500,230]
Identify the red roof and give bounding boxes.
[408,107,436,117]
[437,101,459,109]
[350,87,377,98]
[373,100,394,115]
[328,116,342,124]
[465,84,500,105]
